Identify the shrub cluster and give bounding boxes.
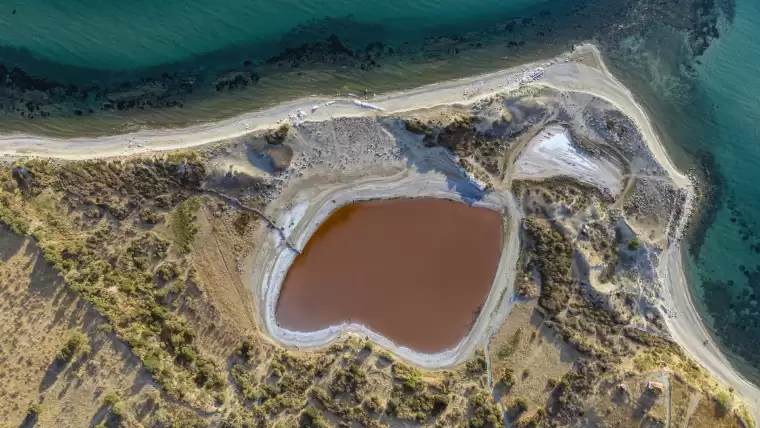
[524,218,573,315]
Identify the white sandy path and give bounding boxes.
[513,125,624,195]
[0,43,756,422]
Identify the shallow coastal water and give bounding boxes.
[0,0,678,136]
[1,0,546,71]
[603,0,760,381]
[2,0,760,384]
[275,198,503,353]
[676,0,760,379]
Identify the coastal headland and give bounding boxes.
[0,44,757,427]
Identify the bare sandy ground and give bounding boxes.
[513,125,624,195]
[1,44,756,421]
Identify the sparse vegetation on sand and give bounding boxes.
[0,141,505,426]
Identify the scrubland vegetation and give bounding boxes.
[0,151,503,427]
[0,112,754,427]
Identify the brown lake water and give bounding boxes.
[275,198,503,353]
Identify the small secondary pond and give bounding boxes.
[275,197,503,353]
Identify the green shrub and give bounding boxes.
[143,355,161,373]
[103,391,120,406]
[238,338,257,363]
[172,197,202,253]
[112,401,126,418]
[156,261,181,282]
[365,396,384,413]
[524,218,572,315]
[514,397,528,413]
[56,331,90,363]
[27,403,42,417]
[330,361,368,396]
[139,207,163,224]
[269,360,286,378]
[231,364,263,401]
[469,389,502,427]
[716,390,733,413]
[0,200,31,235]
[392,363,424,392]
[628,237,640,250]
[404,119,433,138]
[466,351,487,374]
[500,368,516,389]
[300,405,328,427]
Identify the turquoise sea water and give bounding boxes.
[608,0,760,380]
[0,0,544,71]
[0,0,585,135]
[1,0,758,381]
[677,0,760,378]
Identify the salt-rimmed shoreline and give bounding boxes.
[250,171,520,369]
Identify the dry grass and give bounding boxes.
[688,394,745,428]
[488,302,579,421]
[670,376,697,428]
[191,204,259,333]
[0,228,154,427]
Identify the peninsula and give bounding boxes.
[0,45,756,428]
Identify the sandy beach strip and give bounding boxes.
[0,52,550,160]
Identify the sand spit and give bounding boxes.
[249,168,520,369]
[513,125,624,195]
[542,47,760,422]
[1,43,757,422]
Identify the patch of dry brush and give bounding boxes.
[0,150,502,427]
